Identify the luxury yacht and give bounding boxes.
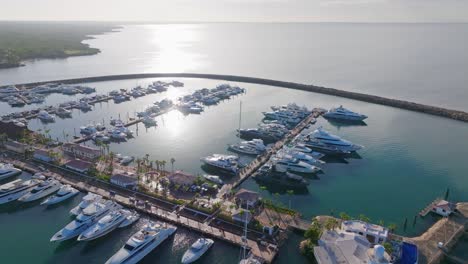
[228,139,266,155]
[238,128,280,143]
[105,223,177,264]
[181,238,214,264]
[201,154,239,174]
[118,210,140,228]
[202,174,224,185]
[80,124,97,135]
[78,209,127,241]
[37,110,55,122]
[0,163,22,181]
[302,139,351,155]
[18,178,61,202]
[142,116,157,127]
[0,178,42,204]
[51,200,121,242]
[254,164,309,189]
[308,127,363,152]
[109,129,127,140]
[41,185,79,205]
[289,144,326,160]
[273,156,321,174]
[70,192,102,216]
[322,106,367,121]
[279,151,324,166]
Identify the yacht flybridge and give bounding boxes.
[70,192,102,216]
[105,222,177,264]
[323,105,367,121]
[0,178,42,204]
[18,178,62,202]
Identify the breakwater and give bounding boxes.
[4,73,468,123]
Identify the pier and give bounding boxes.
[3,73,468,123]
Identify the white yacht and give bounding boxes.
[201,154,239,174]
[309,127,362,152]
[202,174,224,185]
[109,129,127,140]
[279,150,324,166]
[323,105,367,121]
[105,223,177,264]
[0,163,22,181]
[274,156,321,174]
[18,179,61,202]
[41,185,79,205]
[118,210,140,228]
[78,102,92,111]
[51,200,121,242]
[228,139,266,155]
[289,143,326,160]
[56,107,72,117]
[92,132,111,143]
[0,86,19,94]
[78,209,127,241]
[70,192,102,216]
[142,116,157,127]
[37,110,55,122]
[80,124,97,135]
[181,238,214,264]
[0,178,42,204]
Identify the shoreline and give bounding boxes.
[3,72,468,123]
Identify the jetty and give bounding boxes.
[3,73,468,123]
[419,198,443,217]
[5,158,278,263]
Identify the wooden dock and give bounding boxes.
[419,198,442,217]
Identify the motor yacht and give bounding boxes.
[0,86,19,94]
[142,116,157,127]
[109,129,127,140]
[279,151,324,166]
[238,128,280,143]
[178,102,204,114]
[80,124,97,135]
[254,165,309,189]
[302,139,351,155]
[92,132,111,143]
[322,105,367,121]
[37,110,55,122]
[105,223,177,264]
[41,185,79,205]
[70,192,102,216]
[8,98,25,107]
[308,127,362,152]
[118,210,140,228]
[289,143,326,160]
[202,174,224,185]
[78,209,127,241]
[228,139,266,155]
[56,107,72,117]
[78,102,92,111]
[201,154,239,174]
[273,156,321,174]
[18,178,61,202]
[0,163,22,181]
[181,238,214,264]
[0,178,42,204]
[51,200,121,242]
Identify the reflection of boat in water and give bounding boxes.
[181,238,214,263]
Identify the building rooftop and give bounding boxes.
[235,188,260,202]
[63,143,101,154]
[167,170,197,186]
[341,220,388,239]
[64,159,93,171]
[111,173,137,184]
[5,140,27,148]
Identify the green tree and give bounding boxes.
[304,220,322,245]
[358,214,371,223]
[170,157,176,172]
[339,212,351,221]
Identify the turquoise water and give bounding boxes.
[1,78,468,263]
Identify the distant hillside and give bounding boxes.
[0,22,119,69]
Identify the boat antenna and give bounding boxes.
[238,100,243,139]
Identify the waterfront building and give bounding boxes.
[313,230,391,264]
[431,200,454,217]
[4,140,29,154]
[110,173,138,189]
[235,189,260,208]
[32,148,55,162]
[341,220,389,244]
[0,121,31,140]
[64,159,93,174]
[167,170,197,188]
[62,143,101,161]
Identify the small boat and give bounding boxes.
[120,156,134,165]
[118,210,140,228]
[18,178,62,202]
[56,107,72,117]
[142,116,157,127]
[92,132,111,143]
[70,192,102,216]
[78,102,92,111]
[105,223,177,264]
[202,174,223,185]
[0,163,22,181]
[109,130,127,140]
[181,238,214,264]
[78,209,127,241]
[37,110,55,122]
[80,124,97,135]
[41,185,79,205]
[0,178,42,205]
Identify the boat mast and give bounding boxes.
[242,203,249,261]
[238,100,242,142]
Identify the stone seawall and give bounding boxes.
[4,73,468,123]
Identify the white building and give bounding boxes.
[431,200,454,217]
[341,220,389,244]
[314,230,391,264]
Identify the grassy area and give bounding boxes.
[0,21,118,68]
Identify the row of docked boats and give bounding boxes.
[176,84,245,114]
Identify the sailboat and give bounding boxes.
[238,204,262,264]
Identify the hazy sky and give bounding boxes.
[1,0,467,22]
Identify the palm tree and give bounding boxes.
[358,214,371,223]
[155,160,160,171]
[286,190,294,209]
[339,212,351,221]
[170,157,175,173]
[161,160,167,173]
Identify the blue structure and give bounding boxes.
[397,242,418,264]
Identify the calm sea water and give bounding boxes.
[1,23,468,263]
[1,23,468,111]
